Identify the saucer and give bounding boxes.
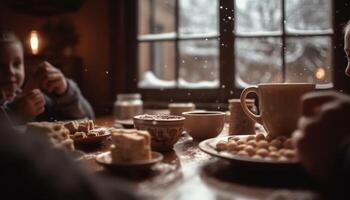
[95,151,163,171]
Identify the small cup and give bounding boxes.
[240,83,315,137]
[168,103,196,116]
[183,111,225,141]
[228,99,256,135]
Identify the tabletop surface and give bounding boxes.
[76,116,322,200]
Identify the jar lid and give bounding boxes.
[117,93,141,101]
[228,99,255,104]
[168,102,195,107]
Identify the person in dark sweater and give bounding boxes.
[0,30,94,125]
[293,20,350,196]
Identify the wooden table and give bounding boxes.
[77,116,322,200]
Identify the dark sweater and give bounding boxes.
[334,140,350,198]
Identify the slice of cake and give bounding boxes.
[26,122,74,151]
[110,129,151,163]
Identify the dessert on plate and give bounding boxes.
[110,128,152,163]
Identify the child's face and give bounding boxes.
[0,42,25,101]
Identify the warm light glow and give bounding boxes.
[30,30,39,55]
[315,67,326,80]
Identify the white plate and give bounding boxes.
[199,136,300,168]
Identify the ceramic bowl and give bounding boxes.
[182,111,225,141]
[133,114,185,152]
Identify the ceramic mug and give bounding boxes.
[240,83,315,137]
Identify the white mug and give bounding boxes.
[240,83,315,137]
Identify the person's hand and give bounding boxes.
[35,61,68,95]
[292,91,350,183]
[11,89,46,121]
[0,83,17,103]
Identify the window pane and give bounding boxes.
[235,0,281,35]
[138,0,175,35]
[285,0,332,32]
[235,37,282,87]
[285,37,332,86]
[138,42,175,88]
[179,0,218,35]
[179,39,219,88]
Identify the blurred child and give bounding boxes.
[0,30,94,124]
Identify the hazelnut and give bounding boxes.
[247,140,257,147]
[216,141,228,151]
[270,139,283,149]
[255,133,265,141]
[237,140,245,145]
[256,149,269,157]
[268,146,278,152]
[252,154,263,159]
[257,140,269,149]
[237,150,249,157]
[237,144,246,151]
[278,148,285,154]
[278,156,288,161]
[246,135,256,141]
[269,151,280,159]
[227,141,238,151]
[284,150,296,159]
[244,145,255,156]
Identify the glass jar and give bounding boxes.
[113,93,143,121]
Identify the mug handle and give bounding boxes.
[240,86,263,124]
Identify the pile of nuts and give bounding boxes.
[215,133,297,161]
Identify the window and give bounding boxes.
[235,0,333,88]
[136,0,333,101]
[138,0,219,89]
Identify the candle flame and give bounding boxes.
[315,67,326,80]
[30,30,39,55]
